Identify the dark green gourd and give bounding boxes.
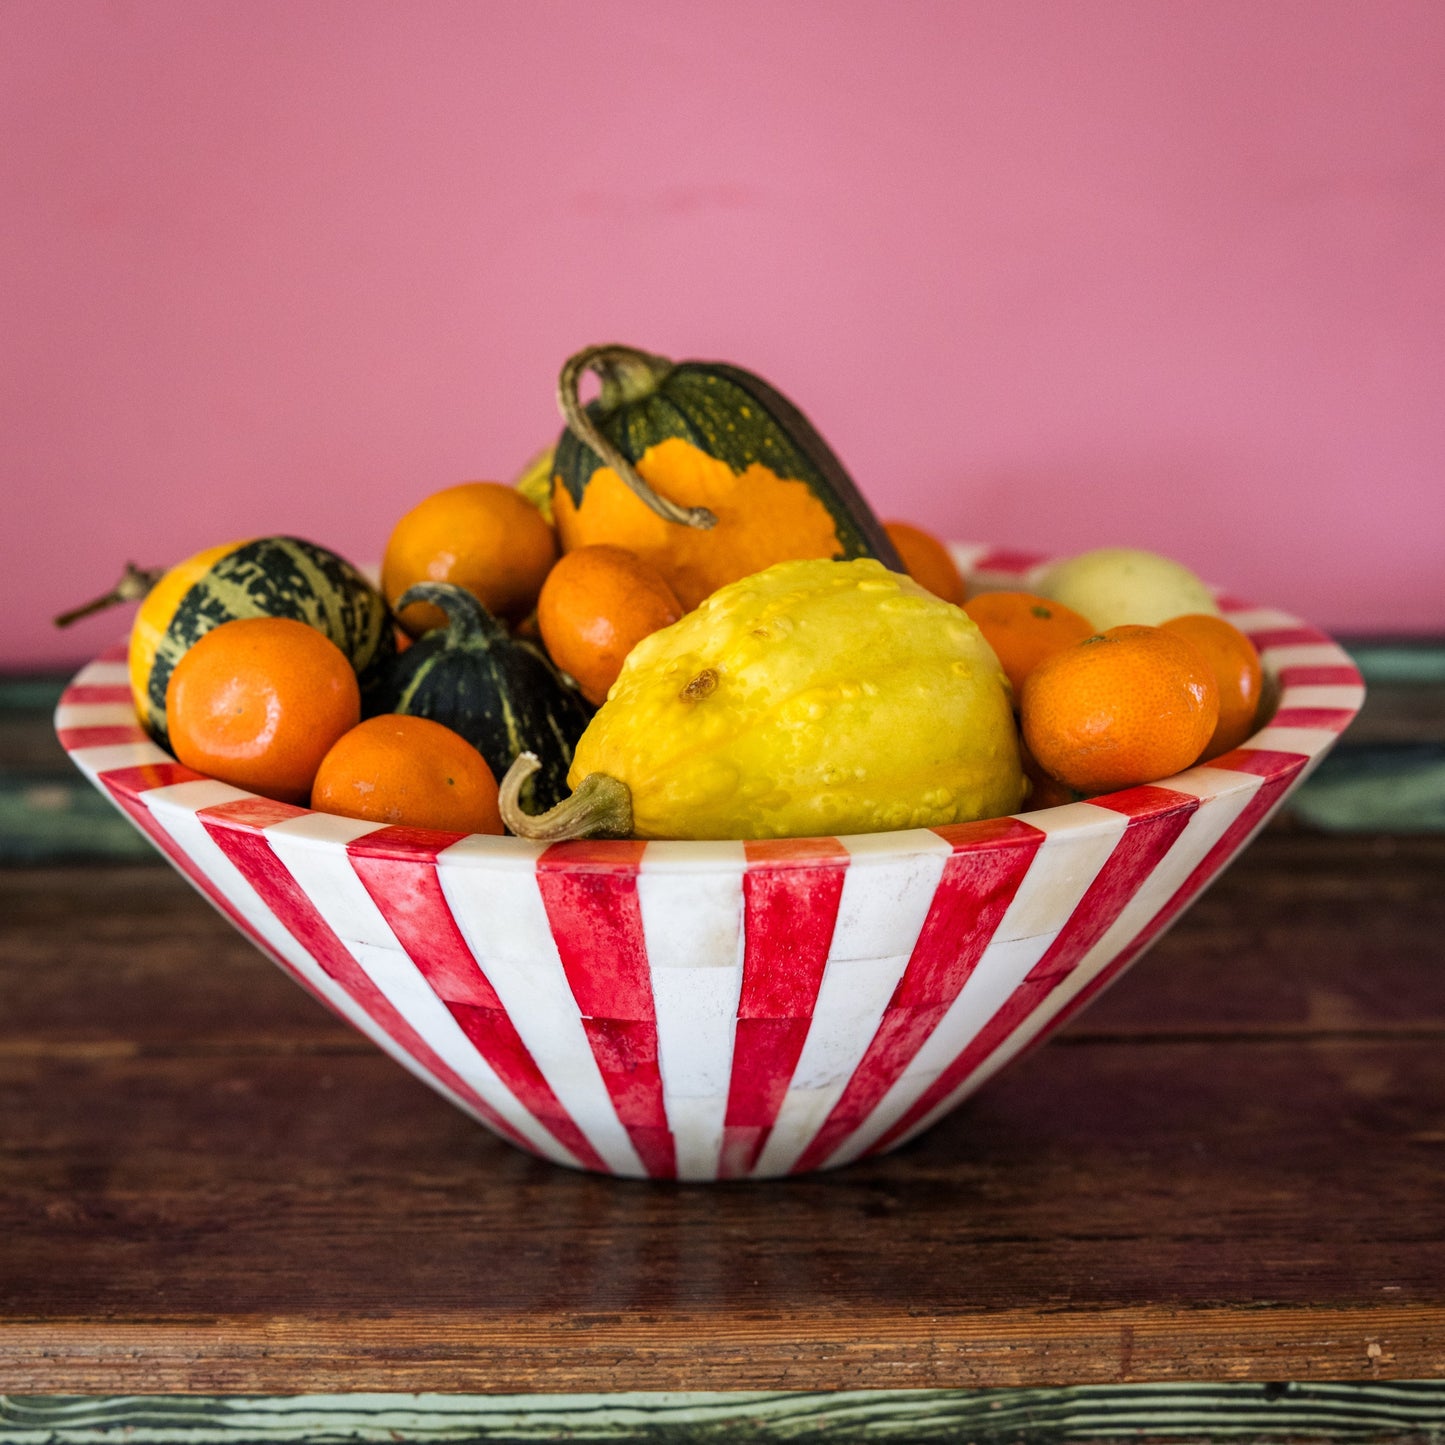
[370,582,592,812]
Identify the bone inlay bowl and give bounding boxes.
[57,546,1364,1180]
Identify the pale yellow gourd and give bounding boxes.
[501,557,1025,841]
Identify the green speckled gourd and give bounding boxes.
[370,582,592,812]
[503,558,1026,842]
[133,536,394,752]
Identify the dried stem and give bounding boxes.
[556,345,716,531]
[498,753,633,841]
[54,563,165,628]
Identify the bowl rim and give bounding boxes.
[55,543,1366,870]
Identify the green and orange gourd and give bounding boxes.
[548,345,902,609]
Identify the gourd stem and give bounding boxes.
[557,345,717,532]
[395,582,509,647]
[499,754,634,841]
[53,562,166,628]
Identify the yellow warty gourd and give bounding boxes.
[504,557,1025,841]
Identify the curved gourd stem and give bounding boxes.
[499,753,634,841]
[53,562,166,628]
[394,581,509,647]
[556,345,717,532]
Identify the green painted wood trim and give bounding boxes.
[1288,747,1445,834]
[0,778,155,863]
[1348,644,1445,686]
[0,677,68,711]
[3,1383,1445,1443]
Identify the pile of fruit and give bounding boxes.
[63,343,1266,842]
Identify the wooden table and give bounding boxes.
[2,651,1443,1440]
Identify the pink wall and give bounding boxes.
[5,0,1443,670]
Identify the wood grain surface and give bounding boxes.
[2,829,1443,1394]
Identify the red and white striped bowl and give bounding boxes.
[56,547,1364,1180]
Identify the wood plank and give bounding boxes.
[1,1305,1443,1395]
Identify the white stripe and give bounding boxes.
[1225,606,1306,630]
[262,810,383,847]
[1275,684,1366,711]
[822,804,1128,1168]
[262,815,580,1169]
[892,769,1266,1150]
[62,743,180,852]
[947,541,993,575]
[54,701,143,729]
[1246,725,1345,756]
[751,835,951,1178]
[1258,643,1350,670]
[67,741,174,775]
[436,836,646,1177]
[638,842,746,1181]
[70,660,132,687]
[145,778,263,813]
[996,803,1129,940]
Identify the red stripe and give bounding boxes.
[868,789,1197,1156]
[1093,783,1200,820]
[1277,664,1362,688]
[349,827,608,1173]
[200,817,538,1155]
[931,814,1051,850]
[92,761,208,795]
[969,547,1049,576]
[349,828,484,1002]
[792,820,1044,1174]
[537,839,674,1178]
[201,795,311,828]
[720,1019,814,1177]
[60,683,134,705]
[1247,626,1333,650]
[1208,746,1315,779]
[718,838,848,1178]
[1266,706,1358,732]
[1048,786,1200,947]
[56,724,150,749]
[537,840,655,1017]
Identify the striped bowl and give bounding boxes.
[55,546,1364,1181]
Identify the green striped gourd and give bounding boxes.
[131,536,394,751]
